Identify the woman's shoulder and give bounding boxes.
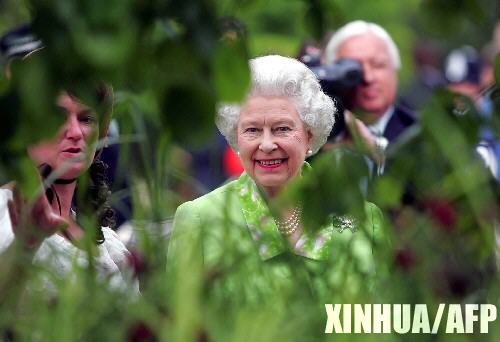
[173,179,245,232]
[178,179,239,212]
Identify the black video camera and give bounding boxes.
[300,53,363,139]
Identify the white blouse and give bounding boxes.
[0,188,139,294]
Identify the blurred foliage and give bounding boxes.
[279,150,368,230]
[0,0,499,341]
[418,0,498,45]
[0,0,30,34]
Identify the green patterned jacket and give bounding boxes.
[167,166,387,307]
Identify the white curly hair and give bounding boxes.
[323,20,401,70]
[216,55,336,155]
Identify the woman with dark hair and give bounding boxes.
[0,89,137,294]
[0,29,137,295]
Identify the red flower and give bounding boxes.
[394,248,416,271]
[424,198,457,231]
[127,249,148,277]
[127,321,157,342]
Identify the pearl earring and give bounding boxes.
[306,149,313,156]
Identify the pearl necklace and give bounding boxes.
[275,206,302,236]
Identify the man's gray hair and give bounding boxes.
[216,55,336,155]
[324,20,401,69]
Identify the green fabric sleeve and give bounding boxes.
[166,201,204,341]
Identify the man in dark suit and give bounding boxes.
[323,21,416,170]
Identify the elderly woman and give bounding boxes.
[167,55,383,305]
[0,31,137,297]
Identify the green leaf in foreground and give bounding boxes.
[277,149,368,230]
[213,39,250,103]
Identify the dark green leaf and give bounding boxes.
[213,40,250,102]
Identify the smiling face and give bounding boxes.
[237,96,312,198]
[28,92,98,179]
[337,33,398,122]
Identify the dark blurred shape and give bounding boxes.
[196,329,210,342]
[1,328,15,342]
[423,197,457,231]
[310,59,364,96]
[300,47,363,139]
[394,247,416,271]
[127,248,149,279]
[432,257,494,300]
[312,59,363,138]
[399,40,446,111]
[219,16,247,42]
[127,321,157,342]
[188,132,229,193]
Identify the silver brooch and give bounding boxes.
[332,215,357,233]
